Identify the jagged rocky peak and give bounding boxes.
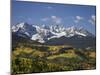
[12,22,94,43]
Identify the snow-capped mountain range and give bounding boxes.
[12,22,94,43]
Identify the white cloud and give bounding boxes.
[76,16,83,20]
[41,16,62,24]
[89,15,96,25]
[51,16,57,19]
[91,15,96,21]
[51,16,62,24]
[41,17,49,21]
[74,16,83,23]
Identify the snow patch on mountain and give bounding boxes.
[31,34,45,43]
[48,31,66,40]
[12,22,93,43]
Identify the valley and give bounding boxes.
[12,43,96,74]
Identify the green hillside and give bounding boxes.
[11,43,96,75]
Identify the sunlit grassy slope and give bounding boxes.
[47,53,78,59]
[12,44,96,75]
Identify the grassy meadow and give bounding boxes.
[11,43,96,75]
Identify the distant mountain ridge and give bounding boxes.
[12,22,95,43]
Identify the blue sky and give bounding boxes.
[11,1,96,35]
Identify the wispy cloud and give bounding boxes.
[88,15,96,25]
[51,16,62,24]
[41,17,49,21]
[74,16,83,23]
[92,15,96,21]
[76,16,83,20]
[41,15,62,24]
